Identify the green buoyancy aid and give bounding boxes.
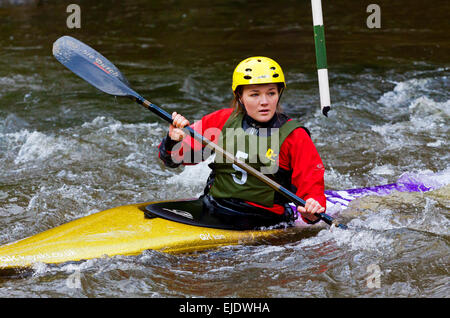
[209,112,303,207]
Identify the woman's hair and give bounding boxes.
[230,83,285,118]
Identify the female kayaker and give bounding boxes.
[159,56,326,229]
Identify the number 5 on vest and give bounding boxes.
[232,151,249,185]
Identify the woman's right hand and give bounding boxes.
[169,112,190,141]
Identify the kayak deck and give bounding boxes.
[0,202,286,270]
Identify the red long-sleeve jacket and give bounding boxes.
[158,108,326,216]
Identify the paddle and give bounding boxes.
[52,35,347,230]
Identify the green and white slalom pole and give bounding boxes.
[311,0,331,116]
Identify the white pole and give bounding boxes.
[311,0,331,116]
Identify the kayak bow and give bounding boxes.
[0,202,283,270]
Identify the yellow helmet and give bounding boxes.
[232,56,286,94]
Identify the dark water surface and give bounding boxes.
[0,0,449,298]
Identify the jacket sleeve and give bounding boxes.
[279,128,326,222]
[158,134,183,168]
[158,108,233,167]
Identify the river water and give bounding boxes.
[0,0,448,298]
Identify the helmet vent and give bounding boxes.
[270,67,276,70]
[245,68,252,72]
[257,59,262,62]
[272,74,279,78]
[244,75,252,80]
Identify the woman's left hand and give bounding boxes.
[297,198,325,223]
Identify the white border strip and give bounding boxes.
[311,0,324,26]
[318,68,330,107]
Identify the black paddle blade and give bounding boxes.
[52,36,140,99]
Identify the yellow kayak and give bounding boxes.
[0,201,287,270]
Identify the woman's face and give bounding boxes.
[240,83,279,123]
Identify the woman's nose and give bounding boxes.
[260,94,269,105]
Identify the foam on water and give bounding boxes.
[375,76,449,126]
[372,99,449,138]
[378,78,433,108]
[324,167,355,189]
[397,167,450,190]
[13,131,73,164]
[0,115,164,168]
[370,164,396,176]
